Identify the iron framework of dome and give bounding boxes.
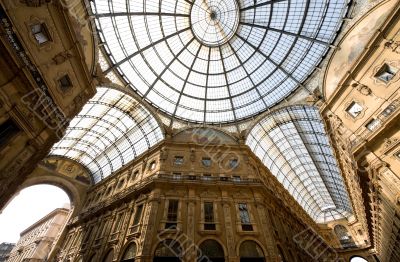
[49,87,164,183]
[246,105,352,223]
[90,0,349,124]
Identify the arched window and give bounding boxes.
[198,239,225,262]
[88,254,96,262]
[153,239,182,262]
[350,256,368,262]
[103,249,114,262]
[121,242,137,262]
[239,240,265,262]
[334,225,356,248]
[277,245,286,262]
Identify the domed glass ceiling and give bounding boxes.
[246,105,352,223]
[50,87,164,183]
[90,0,348,124]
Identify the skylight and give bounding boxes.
[90,0,348,124]
[49,87,164,183]
[246,105,352,223]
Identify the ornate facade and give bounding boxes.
[0,0,399,261]
[55,128,344,262]
[6,207,70,262]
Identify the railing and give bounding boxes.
[157,173,261,184]
[79,173,262,219]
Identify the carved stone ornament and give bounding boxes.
[384,41,400,54]
[159,147,168,161]
[52,51,73,65]
[383,137,399,149]
[20,0,51,7]
[351,82,372,96]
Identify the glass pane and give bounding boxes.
[246,105,352,223]
[49,87,164,183]
[90,0,348,123]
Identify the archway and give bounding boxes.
[153,239,182,262]
[198,239,225,262]
[0,184,71,242]
[239,240,265,262]
[0,184,71,262]
[334,225,356,248]
[121,242,137,262]
[88,253,97,262]
[350,256,368,262]
[103,249,114,262]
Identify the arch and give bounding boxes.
[349,256,368,262]
[153,239,182,262]
[245,105,352,223]
[49,86,165,183]
[323,0,399,100]
[103,249,114,262]
[334,225,356,249]
[121,242,137,262]
[239,240,265,262]
[198,239,225,262]
[88,253,97,262]
[277,245,286,262]
[3,158,92,261]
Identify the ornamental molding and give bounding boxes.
[20,0,52,7]
[382,137,400,155]
[384,41,400,54]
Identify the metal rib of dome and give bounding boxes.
[49,87,164,183]
[90,0,348,124]
[246,105,352,223]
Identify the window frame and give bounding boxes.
[30,22,51,45]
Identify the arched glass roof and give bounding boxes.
[246,105,352,223]
[90,0,349,124]
[49,87,164,183]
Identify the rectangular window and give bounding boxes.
[239,203,253,231]
[346,102,363,118]
[30,23,50,44]
[202,173,212,180]
[83,226,93,243]
[201,157,211,167]
[375,63,398,83]
[173,172,182,180]
[133,205,143,226]
[113,213,123,232]
[174,156,184,165]
[58,75,73,92]
[165,200,178,228]
[204,202,216,230]
[0,119,20,149]
[366,119,381,131]
[233,176,241,182]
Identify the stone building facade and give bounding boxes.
[0,0,399,262]
[55,129,344,262]
[6,207,70,262]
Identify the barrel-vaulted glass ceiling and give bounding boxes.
[246,105,352,223]
[90,0,349,124]
[49,87,164,183]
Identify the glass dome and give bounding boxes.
[91,0,348,124]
